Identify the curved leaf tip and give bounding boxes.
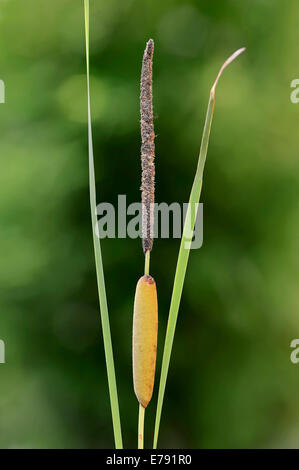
[211,47,246,97]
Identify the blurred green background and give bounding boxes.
[1,0,299,449]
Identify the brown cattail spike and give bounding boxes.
[140,39,155,253]
[133,274,158,408]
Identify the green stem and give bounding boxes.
[144,250,150,276]
[84,0,123,449]
[138,404,145,449]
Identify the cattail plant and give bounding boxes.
[133,39,158,449]
[84,0,245,449]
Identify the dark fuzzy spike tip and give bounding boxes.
[140,39,155,253]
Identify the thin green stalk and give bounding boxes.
[84,0,123,449]
[138,404,145,449]
[153,48,245,449]
[144,250,150,276]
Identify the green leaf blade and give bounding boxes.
[153,48,245,449]
[84,0,123,449]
